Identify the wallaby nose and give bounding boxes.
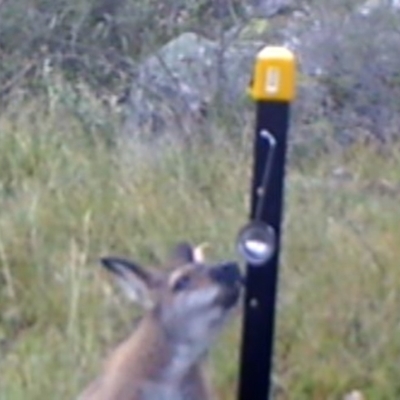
[210,262,241,286]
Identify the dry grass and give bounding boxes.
[0,100,400,400]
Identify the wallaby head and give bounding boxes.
[101,242,242,353]
[78,242,243,400]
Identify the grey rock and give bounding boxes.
[122,32,262,138]
[123,33,215,137]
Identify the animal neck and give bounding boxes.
[110,313,205,386]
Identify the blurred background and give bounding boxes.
[1,0,400,399]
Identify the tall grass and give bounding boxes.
[0,98,400,400]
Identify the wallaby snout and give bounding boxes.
[209,262,242,309]
[209,262,241,286]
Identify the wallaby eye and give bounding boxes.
[173,275,191,292]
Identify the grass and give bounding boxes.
[0,99,400,400]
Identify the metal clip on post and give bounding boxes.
[236,47,297,400]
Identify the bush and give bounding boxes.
[0,0,248,105]
[297,4,400,142]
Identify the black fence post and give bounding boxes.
[237,46,296,400]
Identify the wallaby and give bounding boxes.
[77,242,243,400]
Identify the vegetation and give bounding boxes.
[0,0,248,106]
[1,1,400,399]
[0,95,399,399]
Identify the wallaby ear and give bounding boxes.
[100,257,155,309]
[193,242,209,263]
[168,242,195,266]
[168,241,210,267]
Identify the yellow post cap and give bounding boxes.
[248,46,296,102]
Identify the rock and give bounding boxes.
[122,32,215,138]
[122,32,263,139]
[343,390,365,400]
